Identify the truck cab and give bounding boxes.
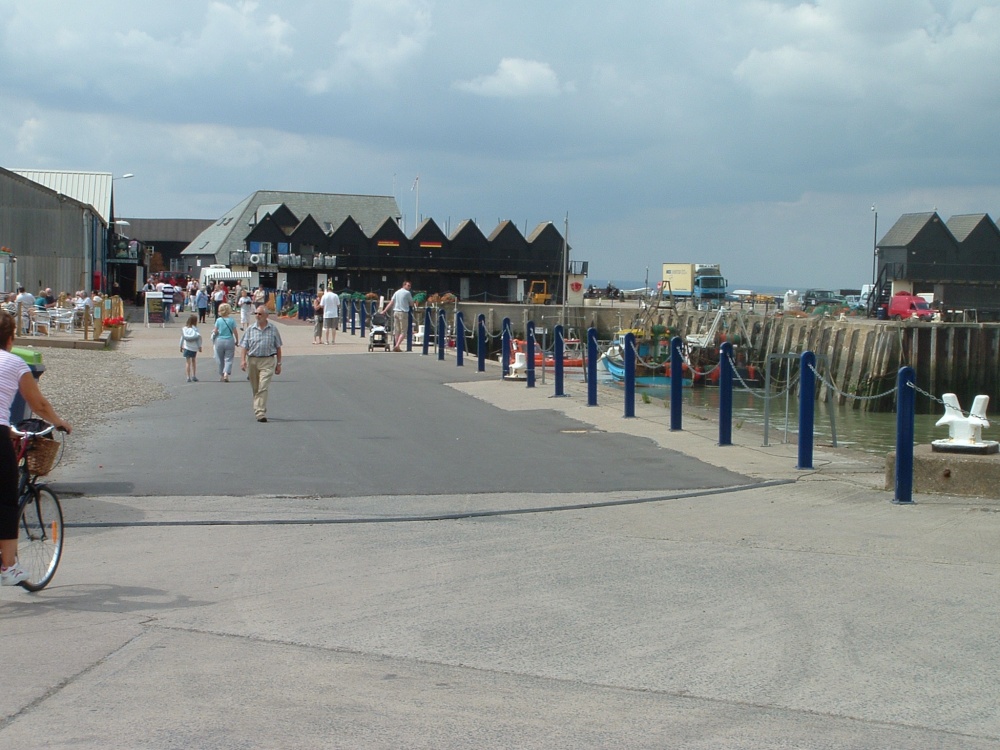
[527,280,552,304]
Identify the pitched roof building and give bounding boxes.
[181,190,569,303]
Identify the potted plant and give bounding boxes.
[102,316,126,340]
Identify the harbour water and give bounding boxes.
[596,376,944,456]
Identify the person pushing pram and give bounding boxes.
[379,280,413,352]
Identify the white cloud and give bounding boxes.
[2,1,999,289]
[304,0,432,93]
[15,118,43,155]
[454,58,567,98]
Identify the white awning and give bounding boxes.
[203,269,252,281]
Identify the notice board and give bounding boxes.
[145,291,164,326]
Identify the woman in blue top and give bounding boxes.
[213,303,239,382]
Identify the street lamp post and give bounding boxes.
[107,173,134,294]
[871,205,878,286]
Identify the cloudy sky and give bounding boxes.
[2,0,999,290]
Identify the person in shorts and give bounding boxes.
[320,287,341,344]
[179,314,203,382]
[380,280,413,351]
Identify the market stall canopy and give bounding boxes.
[202,269,252,283]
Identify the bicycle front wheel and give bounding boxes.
[18,485,63,591]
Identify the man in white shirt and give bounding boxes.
[320,288,341,344]
[380,281,413,352]
[13,287,34,335]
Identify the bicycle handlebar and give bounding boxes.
[10,419,63,439]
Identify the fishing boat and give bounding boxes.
[683,308,763,388]
[504,338,586,368]
[599,328,689,386]
[601,351,693,388]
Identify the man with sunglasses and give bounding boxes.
[239,306,283,422]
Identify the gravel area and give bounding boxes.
[24,346,170,464]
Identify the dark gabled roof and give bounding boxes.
[411,217,448,242]
[181,190,401,258]
[449,219,488,244]
[946,213,997,242]
[121,218,214,243]
[487,220,527,245]
[526,221,554,242]
[879,212,939,247]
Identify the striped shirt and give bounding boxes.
[0,349,30,427]
[239,321,282,357]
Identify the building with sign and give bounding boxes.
[181,190,572,301]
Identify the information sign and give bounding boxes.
[145,291,164,326]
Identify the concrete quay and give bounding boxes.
[3,313,1000,749]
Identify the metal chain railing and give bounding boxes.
[905,379,972,417]
[626,339,667,369]
[807,362,899,403]
[724,353,799,400]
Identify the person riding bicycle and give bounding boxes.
[0,311,72,585]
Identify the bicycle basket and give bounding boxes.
[23,436,60,476]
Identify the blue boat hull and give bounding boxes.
[601,354,693,388]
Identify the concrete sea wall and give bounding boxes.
[455,301,1000,414]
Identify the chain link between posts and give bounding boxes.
[806,362,897,402]
[723,352,798,400]
[626,338,664,369]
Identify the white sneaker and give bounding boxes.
[1,561,29,586]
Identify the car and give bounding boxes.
[803,288,845,307]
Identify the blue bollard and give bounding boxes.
[554,324,565,397]
[719,341,734,445]
[437,308,446,361]
[350,298,357,335]
[894,366,916,504]
[670,336,683,431]
[477,314,486,373]
[341,300,347,333]
[422,307,432,356]
[456,312,465,367]
[587,327,598,406]
[406,309,413,352]
[797,350,816,469]
[526,321,536,388]
[501,317,511,378]
[360,302,367,338]
[624,332,636,418]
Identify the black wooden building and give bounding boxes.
[876,211,1000,318]
[181,190,570,301]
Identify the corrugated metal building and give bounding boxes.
[0,167,103,295]
[9,168,119,293]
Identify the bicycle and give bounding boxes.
[10,418,66,591]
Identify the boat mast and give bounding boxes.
[561,211,569,329]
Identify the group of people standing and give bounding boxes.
[311,286,341,345]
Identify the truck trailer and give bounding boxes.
[660,263,727,303]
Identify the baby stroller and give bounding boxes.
[369,312,391,352]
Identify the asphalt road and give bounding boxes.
[57,352,751,498]
[6,326,1000,748]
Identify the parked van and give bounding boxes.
[887,292,934,321]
